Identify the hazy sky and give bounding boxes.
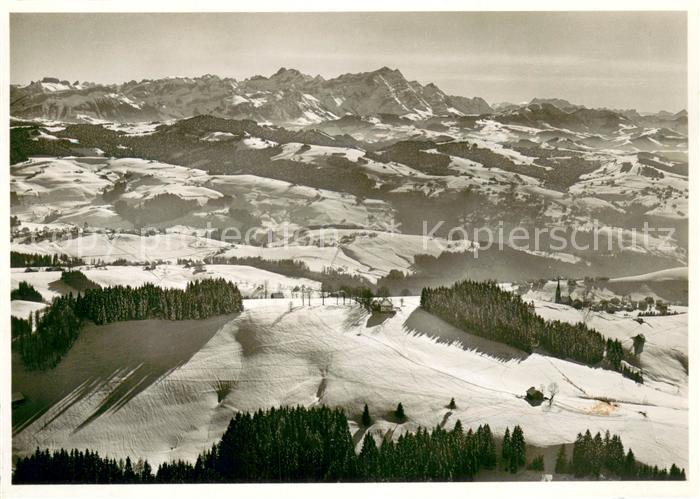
[11,12,687,112]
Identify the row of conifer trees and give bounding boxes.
[554,430,685,480]
[13,405,684,483]
[10,251,84,268]
[74,278,243,324]
[420,280,640,380]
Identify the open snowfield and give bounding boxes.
[10,300,48,320]
[12,298,687,471]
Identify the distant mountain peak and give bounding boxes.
[367,66,405,79]
[272,67,302,77]
[529,97,582,112]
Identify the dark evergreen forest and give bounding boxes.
[10,251,84,268]
[10,281,43,302]
[13,405,684,484]
[420,280,642,381]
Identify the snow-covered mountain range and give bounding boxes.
[10,68,493,126]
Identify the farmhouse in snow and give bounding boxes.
[373,297,397,314]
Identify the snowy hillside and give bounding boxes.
[12,298,687,471]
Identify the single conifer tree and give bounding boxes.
[501,427,512,469]
[395,402,406,422]
[623,449,637,479]
[555,444,568,474]
[361,404,371,427]
[509,425,526,473]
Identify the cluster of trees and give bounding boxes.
[538,156,602,190]
[114,192,199,226]
[437,141,550,183]
[13,278,243,370]
[497,142,603,189]
[13,405,684,484]
[11,316,32,340]
[13,448,152,484]
[555,430,685,480]
[101,179,128,202]
[10,251,84,268]
[501,426,526,473]
[188,406,356,482]
[10,281,43,302]
[606,338,625,369]
[368,140,453,176]
[421,280,604,361]
[619,364,644,383]
[355,421,499,481]
[420,280,639,381]
[201,256,311,276]
[10,125,75,164]
[74,278,243,324]
[14,293,82,370]
[527,455,545,471]
[605,338,643,382]
[638,152,688,176]
[61,270,100,291]
[639,165,665,180]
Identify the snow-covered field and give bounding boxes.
[10,300,48,321]
[12,298,687,471]
[11,228,475,284]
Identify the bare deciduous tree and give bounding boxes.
[547,382,559,406]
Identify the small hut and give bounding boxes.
[373,297,396,314]
[525,386,544,406]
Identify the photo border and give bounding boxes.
[1,1,697,498]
